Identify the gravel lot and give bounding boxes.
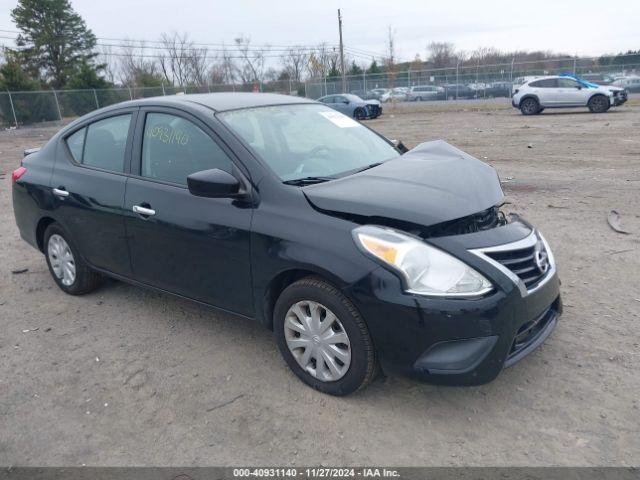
[1,100,639,466]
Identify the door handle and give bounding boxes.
[52,187,69,198]
[132,205,156,216]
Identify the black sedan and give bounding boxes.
[12,93,561,396]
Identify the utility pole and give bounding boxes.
[338,9,346,93]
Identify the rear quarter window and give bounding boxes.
[65,128,86,162]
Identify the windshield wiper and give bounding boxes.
[283,176,335,186]
[354,162,384,173]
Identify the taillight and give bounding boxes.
[12,166,27,183]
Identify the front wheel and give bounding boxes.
[588,95,610,113]
[520,97,540,115]
[353,107,366,120]
[44,223,102,295]
[274,277,377,396]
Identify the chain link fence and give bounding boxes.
[1,55,638,127]
[305,56,640,99]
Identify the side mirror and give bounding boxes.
[187,168,240,198]
[576,85,582,90]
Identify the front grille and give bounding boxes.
[507,304,556,360]
[484,240,547,289]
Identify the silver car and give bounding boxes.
[317,94,381,119]
[406,85,445,101]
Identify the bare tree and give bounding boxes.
[98,45,118,84]
[308,43,341,79]
[188,46,209,87]
[426,42,457,68]
[384,26,396,88]
[118,41,162,87]
[281,46,308,82]
[234,35,268,84]
[307,43,335,79]
[158,32,210,88]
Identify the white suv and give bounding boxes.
[512,75,625,115]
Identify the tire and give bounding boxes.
[274,276,377,396]
[588,94,610,113]
[520,97,540,115]
[415,96,422,102]
[44,223,102,295]
[353,107,366,120]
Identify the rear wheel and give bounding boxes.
[520,97,540,115]
[588,94,610,113]
[274,277,377,396]
[44,223,102,295]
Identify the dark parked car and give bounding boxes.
[484,81,513,98]
[442,84,476,99]
[12,93,561,396]
[317,93,381,119]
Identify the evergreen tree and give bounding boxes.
[0,57,39,91]
[367,60,382,74]
[11,0,100,88]
[348,61,363,75]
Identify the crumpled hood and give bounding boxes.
[303,140,504,227]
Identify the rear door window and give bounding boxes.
[65,114,132,172]
[530,79,558,88]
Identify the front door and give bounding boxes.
[332,96,351,115]
[554,78,589,105]
[123,110,253,316]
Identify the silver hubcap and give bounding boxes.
[47,234,76,286]
[284,300,351,382]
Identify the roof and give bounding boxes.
[128,92,316,112]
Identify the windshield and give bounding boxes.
[219,104,400,182]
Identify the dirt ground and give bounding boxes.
[1,100,639,467]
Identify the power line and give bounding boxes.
[0,29,337,50]
[0,43,331,61]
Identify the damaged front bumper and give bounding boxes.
[345,220,561,386]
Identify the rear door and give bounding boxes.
[50,109,136,275]
[528,78,558,105]
[123,108,253,315]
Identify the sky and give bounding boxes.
[0,0,638,63]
